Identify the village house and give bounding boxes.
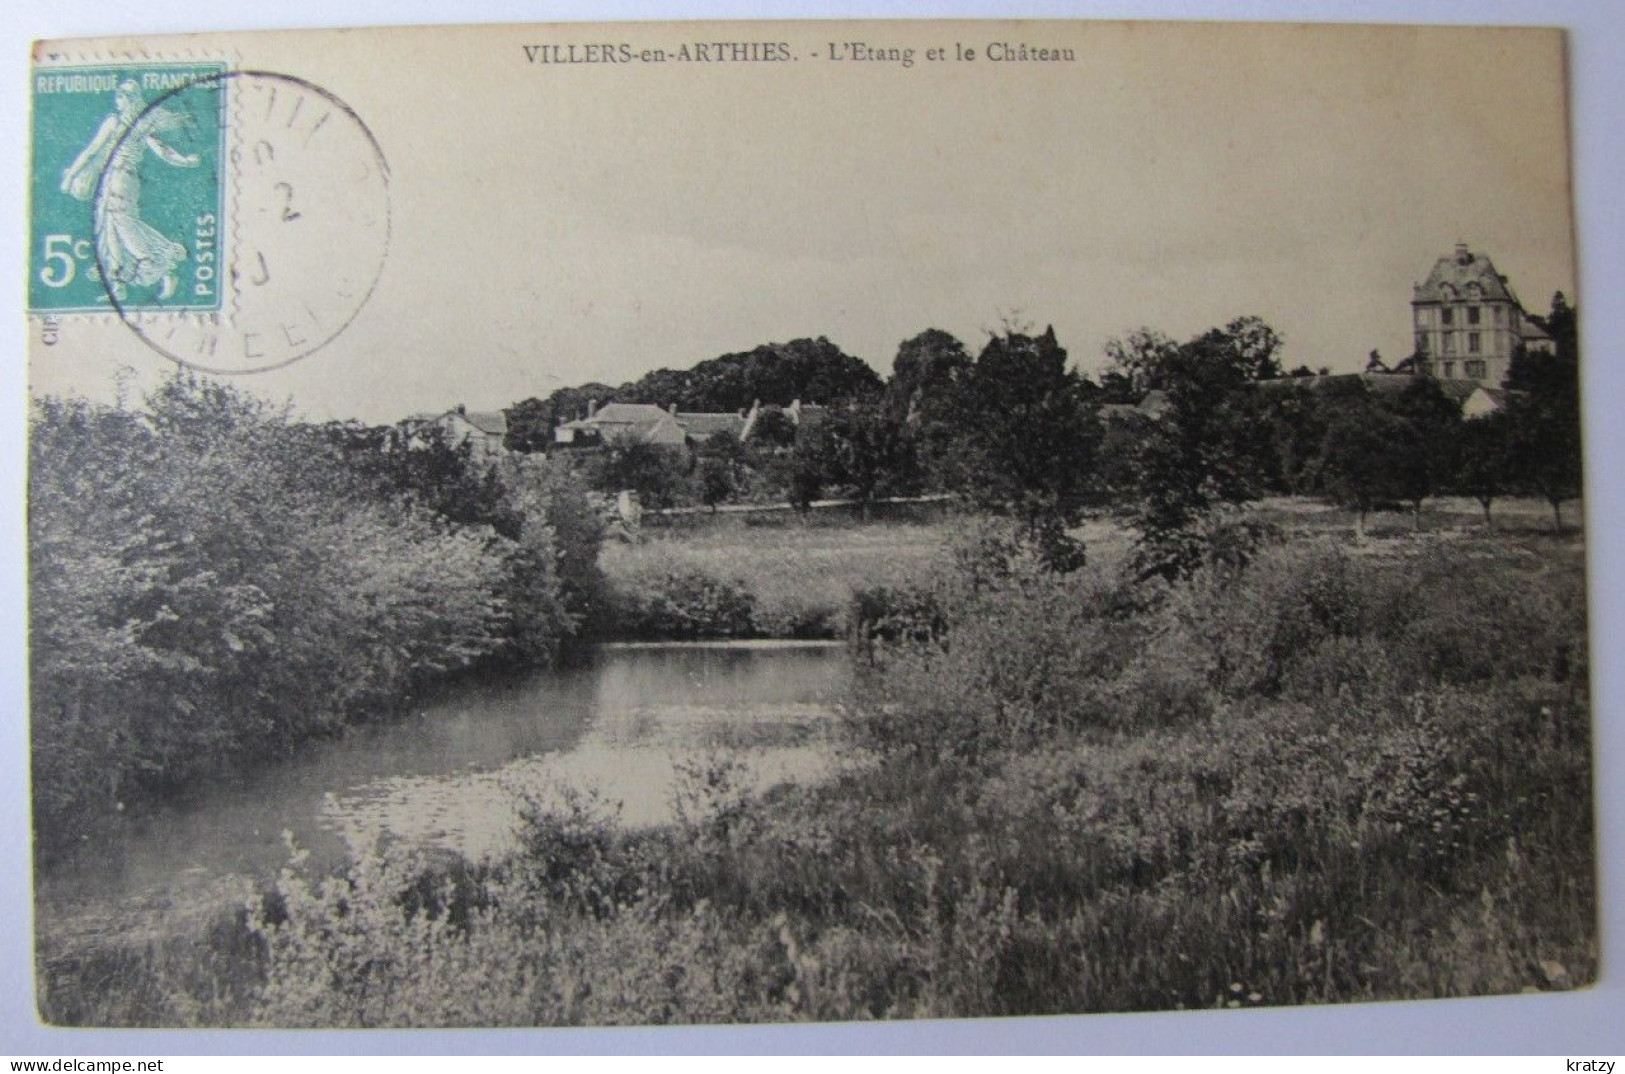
[554,401,688,448]
[553,398,824,449]
[401,405,508,459]
[1099,389,1173,424]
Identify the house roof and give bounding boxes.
[1520,318,1553,342]
[1432,378,1483,404]
[558,402,688,445]
[462,410,508,436]
[1099,402,1140,422]
[404,407,507,436]
[1100,391,1174,423]
[1413,244,1519,306]
[580,402,673,426]
[675,411,748,439]
[1137,389,1172,417]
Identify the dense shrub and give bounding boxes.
[850,553,1158,757]
[29,379,596,856]
[598,520,950,640]
[848,584,946,647]
[602,568,757,639]
[1163,540,1587,702]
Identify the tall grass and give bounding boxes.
[598,517,953,638]
[41,523,1594,1026]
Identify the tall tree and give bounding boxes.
[1113,318,1285,578]
[1454,410,1515,529]
[1315,398,1426,541]
[952,325,1102,535]
[821,399,919,517]
[885,328,971,489]
[1505,293,1582,531]
[617,337,882,412]
[1102,326,1180,396]
[1385,377,1463,528]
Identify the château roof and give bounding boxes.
[1413,244,1519,306]
[1519,318,1553,342]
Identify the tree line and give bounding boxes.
[524,297,1581,576]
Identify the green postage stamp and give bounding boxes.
[28,62,226,314]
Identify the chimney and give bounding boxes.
[587,398,597,419]
[669,402,678,415]
[1455,242,1471,264]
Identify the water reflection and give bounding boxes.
[38,641,851,930]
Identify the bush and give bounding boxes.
[29,379,600,855]
[603,568,757,639]
[849,584,947,648]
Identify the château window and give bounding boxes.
[1441,333,1454,355]
[1443,361,1455,378]
[1468,306,1481,325]
[1415,333,1429,354]
[1465,360,1486,379]
[1441,307,1454,326]
[1469,332,1481,353]
[1493,305,1504,324]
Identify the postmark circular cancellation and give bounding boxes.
[31,64,391,374]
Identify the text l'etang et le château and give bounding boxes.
[521,40,1079,66]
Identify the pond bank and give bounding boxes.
[36,642,855,966]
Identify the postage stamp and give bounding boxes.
[28,62,227,315]
[28,61,391,374]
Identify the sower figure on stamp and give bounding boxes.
[61,79,199,302]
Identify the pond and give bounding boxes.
[36,641,852,938]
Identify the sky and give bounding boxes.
[25,19,1575,424]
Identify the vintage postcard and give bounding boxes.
[25,19,1592,1029]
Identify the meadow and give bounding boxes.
[596,512,958,638]
[36,501,1596,1026]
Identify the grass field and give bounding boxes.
[598,515,957,638]
[596,496,1583,640]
